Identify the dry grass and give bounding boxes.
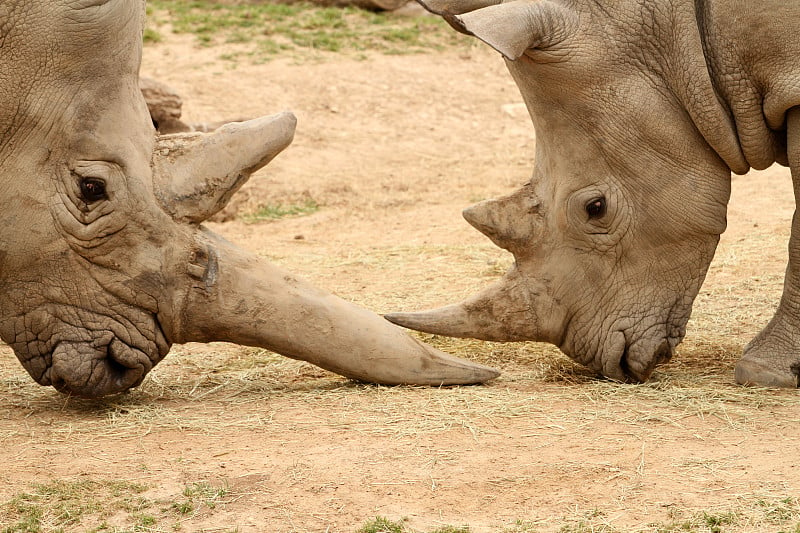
[3,331,797,445]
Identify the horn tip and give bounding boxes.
[462,201,500,242]
[461,201,483,228]
[385,310,465,336]
[274,110,298,131]
[383,312,501,384]
[470,365,501,383]
[406,330,502,385]
[383,311,425,331]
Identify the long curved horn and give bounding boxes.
[163,232,499,386]
[385,267,543,343]
[153,112,296,223]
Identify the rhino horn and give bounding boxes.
[385,267,541,342]
[420,0,576,61]
[462,189,541,254]
[153,112,297,223]
[165,232,499,386]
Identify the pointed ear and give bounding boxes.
[422,0,576,61]
[153,112,296,223]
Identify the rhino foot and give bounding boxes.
[736,315,800,387]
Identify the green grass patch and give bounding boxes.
[0,479,149,532]
[241,198,320,223]
[143,26,163,43]
[357,517,470,533]
[179,481,229,512]
[644,497,800,532]
[358,516,407,533]
[145,0,469,61]
[0,479,232,532]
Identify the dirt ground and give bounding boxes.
[2,23,800,533]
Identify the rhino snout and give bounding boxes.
[619,338,674,383]
[45,337,155,398]
[596,325,676,384]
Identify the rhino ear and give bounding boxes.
[153,112,296,223]
[424,0,576,61]
[418,0,502,15]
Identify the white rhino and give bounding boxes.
[0,0,498,397]
[387,0,800,387]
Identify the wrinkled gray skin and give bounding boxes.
[0,0,498,398]
[387,0,800,387]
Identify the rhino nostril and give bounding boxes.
[654,340,673,365]
[105,345,137,387]
[49,371,67,393]
[619,339,673,383]
[47,338,152,398]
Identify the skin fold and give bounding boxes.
[0,0,498,398]
[388,0,800,387]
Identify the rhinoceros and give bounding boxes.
[0,0,498,398]
[387,0,800,388]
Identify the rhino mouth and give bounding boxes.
[3,303,173,397]
[619,338,674,383]
[41,335,157,398]
[590,325,678,383]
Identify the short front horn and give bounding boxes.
[153,112,297,224]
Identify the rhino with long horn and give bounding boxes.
[0,0,497,398]
[388,0,800,387]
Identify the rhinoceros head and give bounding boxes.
[0,0,497,397]
[388,0,746,382]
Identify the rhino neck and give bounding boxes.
[635,0,745,175]
[696,0,800,171]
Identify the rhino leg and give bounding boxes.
[736,107,800,388]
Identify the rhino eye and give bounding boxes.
[79,178,107,203]
[585,197,606,219]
